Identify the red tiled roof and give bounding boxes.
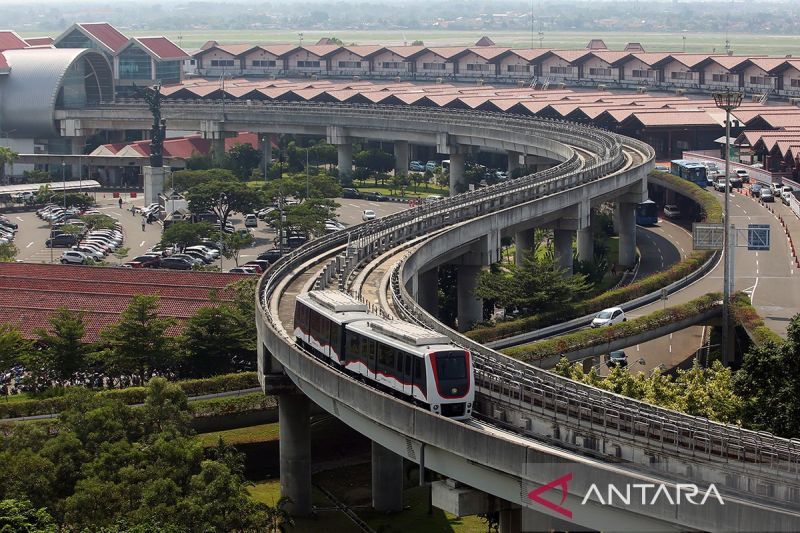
[255,44,298,57]
[0,263,247,342]
[466,47,510,61]
[299,44,341,58]
[383,45,426,58]
[0,30,28,51]
[24,36,54,47]
[78,22,128,53]
[135,36,188,60]
[625,110,719,127]
[0,52,7,70]
[339,45,385,58]
[502,48,550,62]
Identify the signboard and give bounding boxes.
[692,223,725,250]
[747,224,770,251]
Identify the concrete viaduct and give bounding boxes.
[53,101,800,531]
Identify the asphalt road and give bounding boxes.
[12,193,409,270]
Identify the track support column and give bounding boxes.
[337,143,353,179]
[394,141,410,176]
[615,201,637,267]
[457,264,482,331]
[514,229,534,267]
[371,441,404,513]
[576,226,593,263]
[417,267,439,316]
[507,150,522,174]
[279,393,312,516]
[449,152,466,195]
[553,229,574,275]
[498,507,522,533]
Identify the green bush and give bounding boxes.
[0,372,260,419]
[467,171,720,344]
[730,292,784,345]
[503,293,721,363]
[188,393,277,418]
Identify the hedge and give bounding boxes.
[188,393,277,418]
[730,292,785,346]
[0,372,260,419]
[467,171,721,344]
[502,293,721,364]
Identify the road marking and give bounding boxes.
[348,203,361,208]
[669,344,672,353]
[139,240,146,247]
[636,344,640,352]
[25,241,33,248]
[15,217,23,221]
[747,216,751,221]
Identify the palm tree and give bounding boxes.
[265,496,295,532]
[0,146,19,185]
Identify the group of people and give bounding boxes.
[118,197,156,231]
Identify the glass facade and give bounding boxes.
[118,46,151,80]
[155,60,181,83]
[55,29,94,49]
[56,60,88,108]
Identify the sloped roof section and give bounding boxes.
[586,39,608,50]
[475,36,495,47]
[78,22,128,53]
[134,37,189,60]
[0,30,28,51]
[23,36,54,47]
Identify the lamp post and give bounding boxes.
[61,160,66,208]
[713,89,743,366]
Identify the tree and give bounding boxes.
[185,152,213,171]
[262,172,341,203]
[98,295,176,379]
[411,39,424,46]
[224,142,262,180]
[112,246,130,264]
[0,146,19,185]
[267,198,338,236]
[171,169,237,193]
[0,242,18,262]
[265,497,295,533]
[80,214,118,231]
[734,315,800,437]
[181,305,253,376]
[160,222,214,252]
[220,231,253,266]
[21,169,51,184]
[185,180,263,229]
[0,499,56,532]
[474,243,592,316]
[0,323,29,377]
[33,308,88,382]
[354,148,394,173]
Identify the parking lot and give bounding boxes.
[11,193,409,270]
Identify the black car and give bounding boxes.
[159,257,193,270]
[362,191,387,201]
[606,350,628,368]
[0,217,18,230]
[45,234,79,248]
[258,248,283,263]
[342,188,362,199]
[130,255,161,268]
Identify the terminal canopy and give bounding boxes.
[0,180,101,195]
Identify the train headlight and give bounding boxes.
[433,404,439,411]
[450,387,457,394]
[467,402,472,409]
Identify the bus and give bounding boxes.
[635,200,658,226]
[670,159,707,188]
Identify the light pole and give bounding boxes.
[713,89,743,366]
[262,135,269,184]
[61,160,66,208]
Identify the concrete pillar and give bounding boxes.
[394,141,410,175]
[449,152,466,195]
[211,137,226,164]
[507,150,522,174]
[615,202,637,267]
[576,226,593,263]
[143,166,165,206]
[498,507,522,533]
[417,267,439,316]
[514,229,534,267]
[553,229,574,275]
[279,394,312,516]
[371,441,404,513]
[70,137,86,178]
[457,264,482,331]
[338,143,353,178]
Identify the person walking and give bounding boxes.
[118,197,123,209]
[141,216,146,232]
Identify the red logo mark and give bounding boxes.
[528,473,573,519]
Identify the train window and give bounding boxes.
[367,339,376,369]
[378,344,393,371]
[435,351,467,380]
[330,323,340,353]
[348,332,360,360]
[414,357,423,379]
[395,350,404,373]
[309,310,320,339]
[405,353,413,377]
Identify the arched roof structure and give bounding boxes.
[0,48,113,137]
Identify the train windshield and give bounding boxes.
[435,351,467,380]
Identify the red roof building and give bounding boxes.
[23,36,54,47]
[54,22,128,55]
[0,30,28,51]
[0,263,247,342]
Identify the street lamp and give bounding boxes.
[61,160,66,208]
[713,89,743,366]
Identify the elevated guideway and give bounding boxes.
[252,104,800,531]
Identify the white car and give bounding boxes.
[185,245,219,259]
[663,205,681,219]
[735,168,750,183]
[244,214,258,228]
[362,209,376,221]
[591,307,627,328]
[60,250,89,265]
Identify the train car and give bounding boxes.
[670,159,707,188]
[294,290,373,365]
[635,199,658,226]
[294,290,474,420]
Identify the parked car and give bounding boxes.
[60,251,89,265]
[46,234,79,248]
[591,307,626,328]
[409,161,425,172]
[228,266,257,274]
[425,160,438,172]
[663,204,681,219]
[362,209,376,221]
[258,248,283,263]
[342,188,362,199]
[735,168,750,183]
[159,257,194,270]
[606,350,628,368]
[172,253,204,266]
[362,191,386,201]
[129,255,161,268]
[182,249,213,264]
[71,245,105,260]
[241,262,264,273]
[257,207,276,220]
[760,189,775,202]
[244,214,258,228]
[0,216,18,230]
[245,259,271,272]
[185,245,219,259]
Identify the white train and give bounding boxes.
[294,290,474,420]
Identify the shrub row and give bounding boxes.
[730,292,785,346]
[467,171,721,344]
[0,372,260,419]
[502,293,721,364]
[188,393,278,418]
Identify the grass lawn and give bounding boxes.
[0,393,34,404]
[354,182,449,199]
[112,29,800,56]
[196,422,280,447]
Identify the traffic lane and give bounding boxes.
[636,226,681,278]
[335,198,409,227]
[596,326,706,376]
[650,218,693,260]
